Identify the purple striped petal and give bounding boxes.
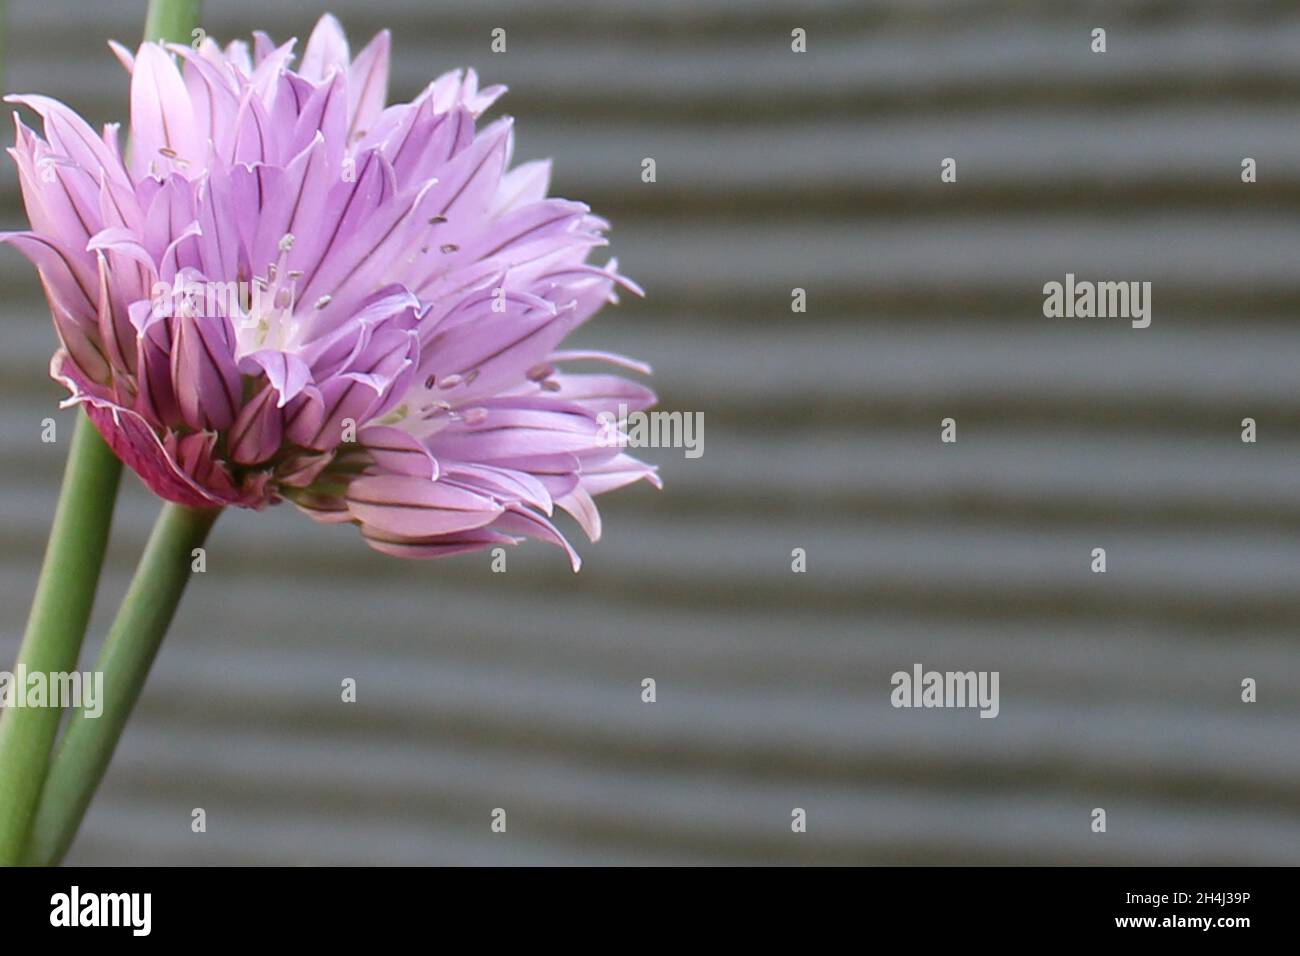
[130,43,199,178]
[359,425,439,479]
[345,473,503,537]
[170,311,241,431]
[228,384,284,465]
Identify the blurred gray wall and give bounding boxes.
[1,0,1299,864]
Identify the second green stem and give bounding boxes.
[23,502,219,866]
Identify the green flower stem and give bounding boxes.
[0,415,122,865]
[25,502,219,866]
[143,0,202,46]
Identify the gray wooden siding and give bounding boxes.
[1,0,1298,864]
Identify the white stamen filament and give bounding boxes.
[238,233,302,353]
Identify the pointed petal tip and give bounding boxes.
[107,40,136,73]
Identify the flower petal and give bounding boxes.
[300,14,350,82]
[358,425,439,479]
[130,43,199,178]
[228,384,284,465]
[170,311,242,431]
[347,30,391,143]
[345,473,503,537]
